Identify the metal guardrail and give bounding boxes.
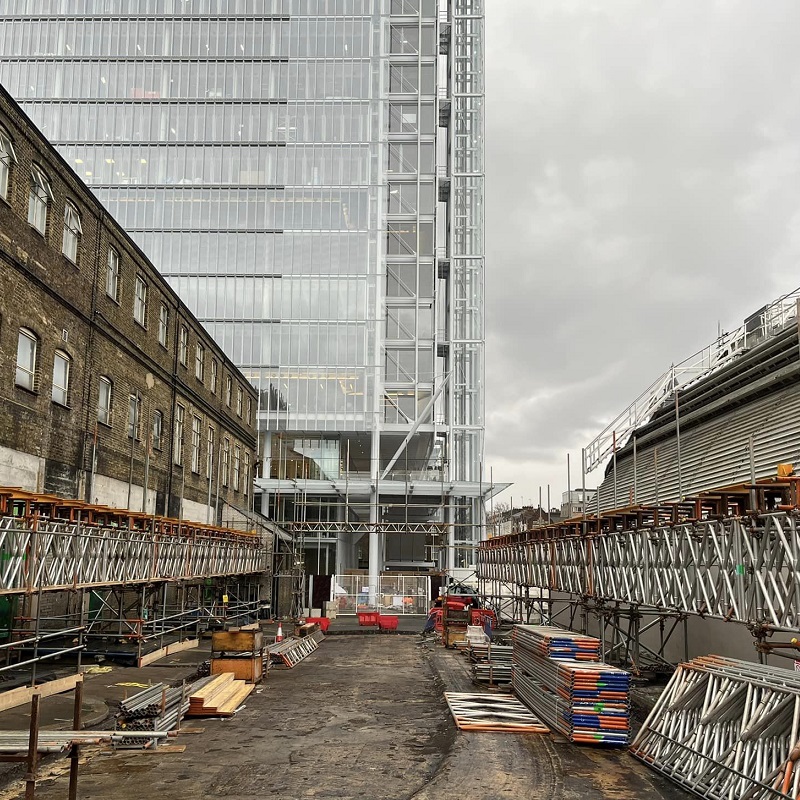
[584,286,800,473]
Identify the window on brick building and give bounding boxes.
[195,343,205,382]
[179,325,188,366]
[233,445,241,492]
[15,328,38,391]
[243,452,250,497]
[127,394,141,439]
[28,165,52,234]
[174,404,185,465]
[134,275,148,326]
[206,426,215,478]
[210,359,218,393]
[152,410,163,450]
[225,375,232,407]
[158,304,168,347]
[0,126,17,201]
[106,248,119,300]
[62,202,82,263]
[97,376,112,425]
[222,437,230,486]
[247,397,252,424]
[51,350,70,406]
[191,415,202,473]
[236,386,243,417]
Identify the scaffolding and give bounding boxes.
[478,477,800,672]
[0,487,274,681]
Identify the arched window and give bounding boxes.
[28,165,52,234]
[52,350,71,406]
[15,328,38,391]
[0,126,17,201]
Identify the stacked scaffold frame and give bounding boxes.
[511,625,631,745]
[631,655,800,800]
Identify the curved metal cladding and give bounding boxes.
[594,325,800,512]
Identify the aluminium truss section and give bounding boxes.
[478,510,800,632]
[0,514,270,594]
[631,655,800,799]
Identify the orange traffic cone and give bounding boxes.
[276,622,283,642]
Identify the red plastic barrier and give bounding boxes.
[357,612,379,626]
[304,616,330,632]
[378,615,398,631]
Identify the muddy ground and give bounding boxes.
[0,636,690,800]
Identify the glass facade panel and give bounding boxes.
[0,0,485,574]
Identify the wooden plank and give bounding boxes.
[0,674,83,713]
[216,683,254,716]
[138,638,199,668]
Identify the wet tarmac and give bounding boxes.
[0,634,692,799]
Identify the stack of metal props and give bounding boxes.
[512,624,630,745]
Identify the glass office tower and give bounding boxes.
[0,0,488,601]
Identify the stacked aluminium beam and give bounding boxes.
[115,683,189,747]
[632,655,800,800]
[512,625,630,745]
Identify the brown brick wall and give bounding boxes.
[0,86,258,522]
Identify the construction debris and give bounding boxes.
[444,692,550,733]
[512,625,631,745]
[631,655,800,799]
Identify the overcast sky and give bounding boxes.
[484,1,800,508]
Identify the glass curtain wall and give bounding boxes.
[0,0,485,577]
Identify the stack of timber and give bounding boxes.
[631,655,800,800]
[115,683,189,747]
[186,673,253,717]
[512,624,631,746]
[211,629,264,683]
[470,643,513,685]
[266,629,324,668]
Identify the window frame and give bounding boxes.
[51,350,71,406]
[236,386,243,417]
[158,304,169,348]
[179,325,188,366]
[28,165,52,234]
[97,376,113,425]
[152,409,163,450]
[133,275,148,327]
[0,126,18,202]
[106,247,120,301]
[221,437,230,487]
[225,375,232,407]
[62,201,82,264]
[243,452,250,497]
[174,404,185,466]
[210,359,218,393]
[206,425,215,478]
[127,393,141,440]
[191,415,202,473]
[233,444,241,492]
[15,328,38,392]
[195,342,205,382]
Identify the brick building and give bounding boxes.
[0,83,258,524]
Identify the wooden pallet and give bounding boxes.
[444,692,550,733]
[186,673,253,717]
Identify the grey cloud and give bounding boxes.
[485,0,800,502]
